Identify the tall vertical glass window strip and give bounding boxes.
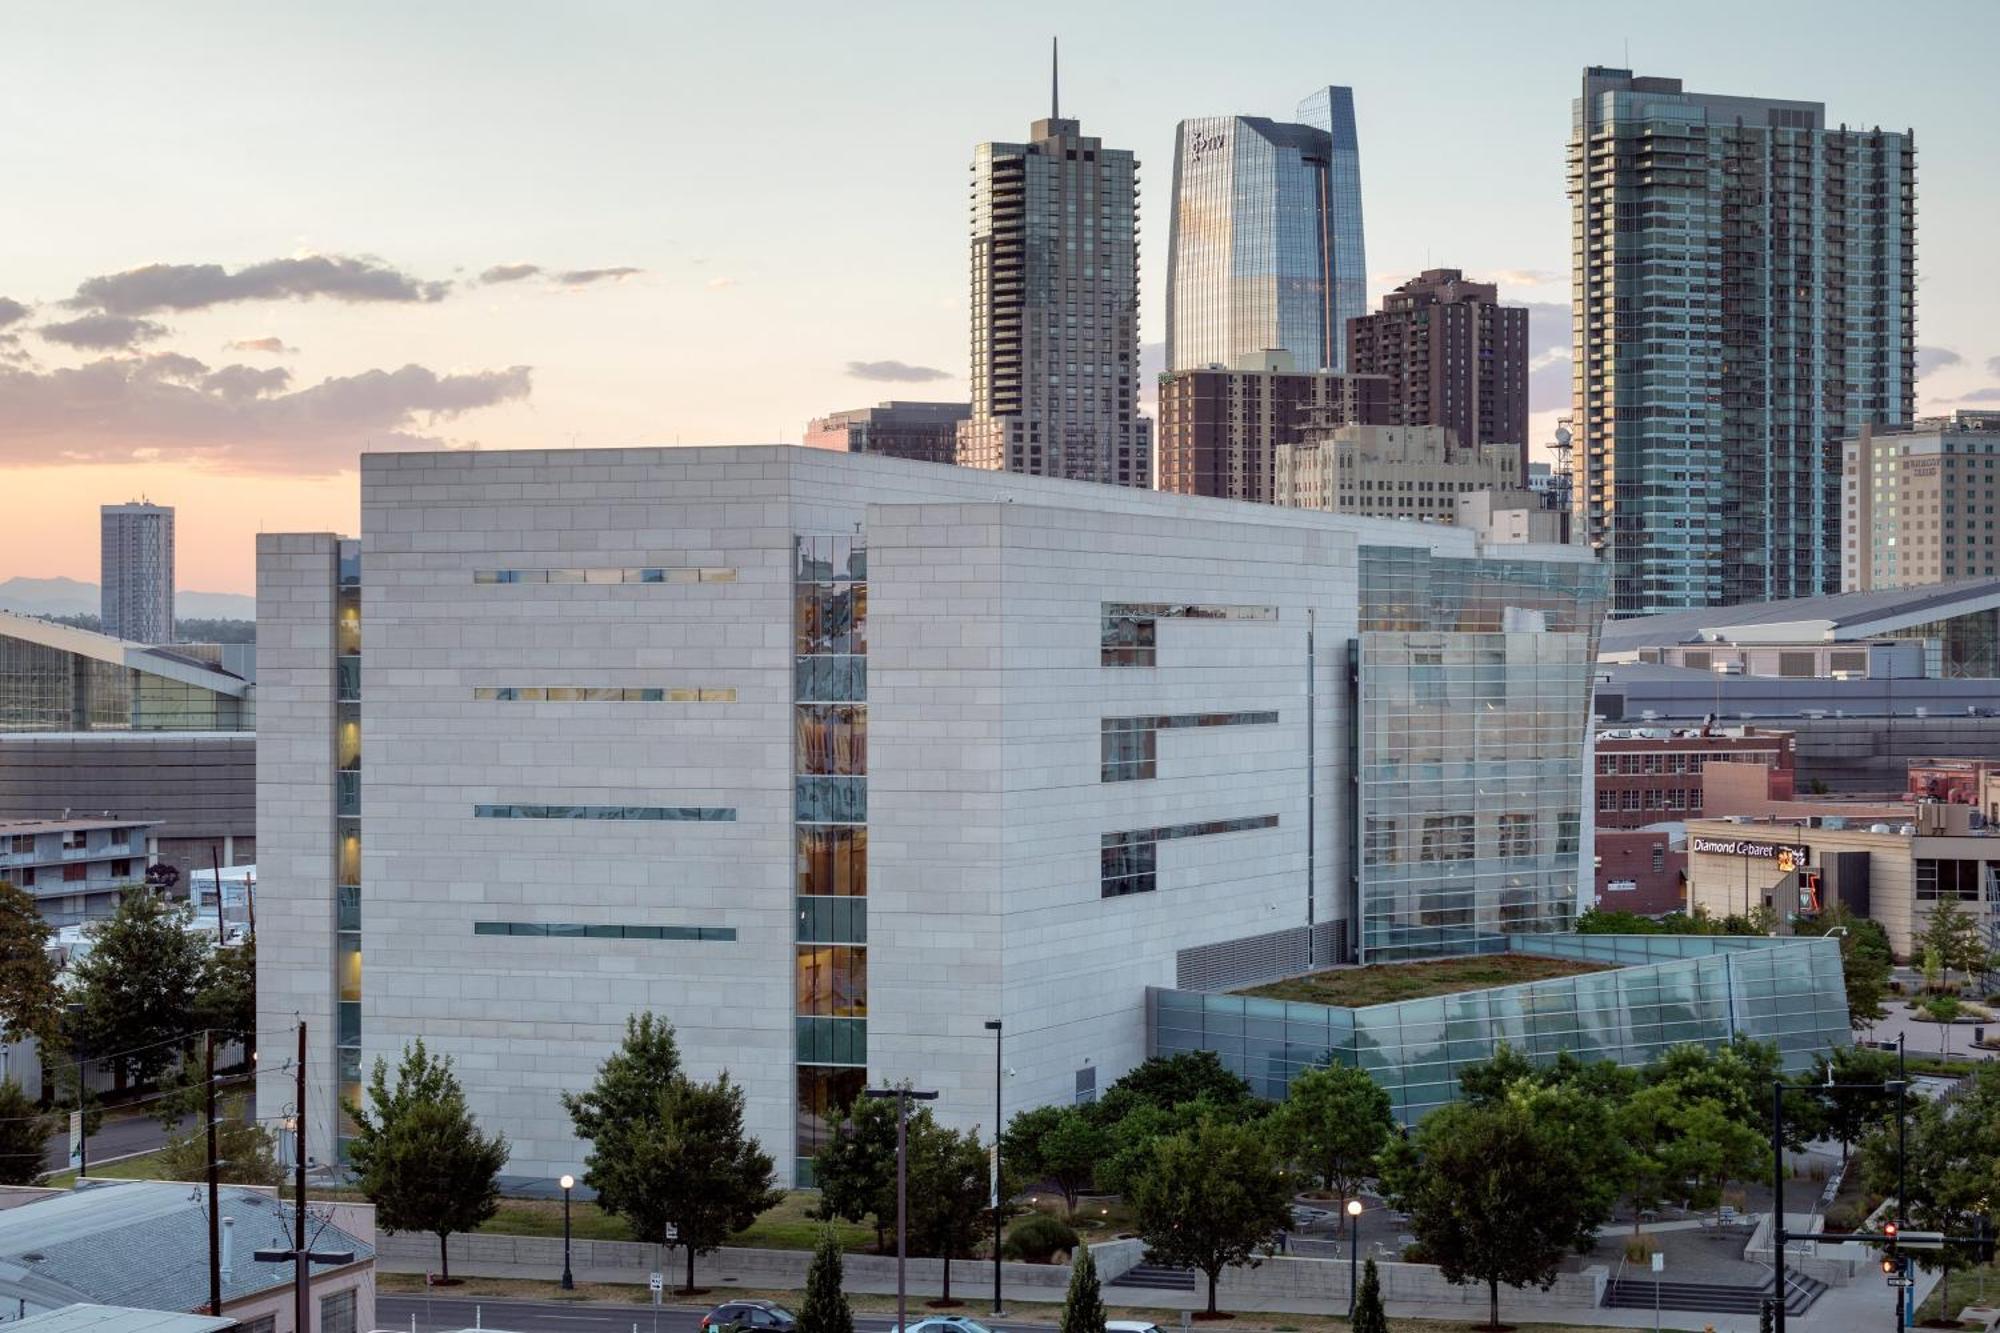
[793,535,867,1185]
[333,539,362,1156]
[1353,547,1608,961]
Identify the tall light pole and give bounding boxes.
[1346,1198,1363,1318]
[559,1174,575,1291]
[865,1085,939,1333]
[984,1020,1004,1318]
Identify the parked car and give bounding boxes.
[1109,1322,1167,1333]
[889,1318,996,1333]
[702,1301,799,1333]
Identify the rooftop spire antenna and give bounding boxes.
[1051,36,1059,120]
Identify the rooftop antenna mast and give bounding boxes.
[1051,36,1059,119]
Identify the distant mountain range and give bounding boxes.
[0,576,254,621]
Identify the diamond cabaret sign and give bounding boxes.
[1688,836,1809,873]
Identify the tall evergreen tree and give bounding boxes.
[1058,1242,1107,1333]
[798,1228,854,1333]
[1351,1257,1388,1333]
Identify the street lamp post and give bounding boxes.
[1346,1198,1363,1318]
[560,1173,576,1291]
[984,1019,1004,1317]
[865,1085,939,1333]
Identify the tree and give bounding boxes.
[798,1228,853,1333]
[1130,1118,1291,1315]
[1920,900,1988,989]
[1003,1104,1106,1217]
[193,937,256,1051]
[1351,1257,1388,1333]
[560,1011,683,1144]
[1922,945,1944,994]
[0,1079,51,1186]
[1657,1099,1763,1219]
[588,1071,783,1291]
[812,1094,898,1250]
[1385,1097,1598,1331]
[1574,907,1664,935]
[1509,1082,1625,1245]
[1923,994,1962,1057]
[1862,1096,1992,1315]
[1805,1048,1898,1164]
[905,1116,990,1304]
[1816,905,1892,1027]
[70,891,206,1084]
[1092,1051,1255,1124]
[345,1040,508,1280]
[1059,1242,1107,1333]
[0,882,59,1048]
[1270,1061,1393,1201]
[1647,1038,1790,1142]
[158,1094,280,1185]
[1456,1043,1538,1107]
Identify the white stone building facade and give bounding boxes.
[256,446,1601,1184]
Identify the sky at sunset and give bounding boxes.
[3,0,1996,595]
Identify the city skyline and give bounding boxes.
[1,1,1996,592]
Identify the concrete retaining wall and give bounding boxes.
[1114,1252,1607,1311]
[380,1232,1601,1312]
[379,1232,1144,1297]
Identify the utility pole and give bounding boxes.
[295,1021,308,1333]
[75,1051,86,1179]
[863,1085,938,1333]
[209,846,227,943]
[253,1023,353,1322]
[207,1031,221,1316]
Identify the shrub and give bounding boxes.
[1623,1235,1657,1263]
[1006,1212,1081,1263]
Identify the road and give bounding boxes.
[378,1297,1070,1333]
[45,1088,260,1173]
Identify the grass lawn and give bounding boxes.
[473,1192,876,1252]
[1236,954,1613,1008]
[1914,1258,2000,1326]
[375,1272,1602,1331]
[43,1149,177,1189]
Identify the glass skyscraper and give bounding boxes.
[1570,68,1916,616]
[1165,87,1366,374]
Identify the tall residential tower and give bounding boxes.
[958,52,1148,487]
[99,501,174,643]
[1165,87,1366,374]
[1569,68,1916,616]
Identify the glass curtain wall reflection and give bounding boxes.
[1166,86,1366,374]
[333,539,362,1155]
[793,535,868,1184]
[1354,547,1608,961]
[1151,934,1849,1121]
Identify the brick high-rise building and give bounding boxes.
[1156,351,1389,502]
[1347,269,1529,474]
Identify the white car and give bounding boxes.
[889,1319,996,1333]
[1109,1323,1166,1333]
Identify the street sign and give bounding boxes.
[1887,1276,1915,1288]
[1650,1252,1664,1273]
[66,1112,81,1170]
[1897,1231,1947,1250]
[649,1272,664,1292]
[664,1223,679,1241]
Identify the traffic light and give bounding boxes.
[1882,1220,1899,1272]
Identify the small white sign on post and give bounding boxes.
[67,1112,82,1170]
[650,1271,664,1303]
[665,1223,679,1241]
[1650,1252,1664,1273]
